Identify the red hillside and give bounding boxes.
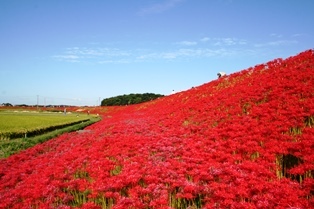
[0,49,313,208]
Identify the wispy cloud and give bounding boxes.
[175,38,247,47]
[175,41,198,46]
[65,47,130,57]
[98,59,131,64]
[53,47,131,63]
[254,40,298,47]
[213,38,247,46]
[53,55,81,63]
[200,37,210,42]
[54,45,241,64]
[53,35,300,64]
[291,33,306,37]
[138,0,184,15]
[136,48,241,60]
[270,33,283,38]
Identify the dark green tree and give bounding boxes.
[101,93,164,106]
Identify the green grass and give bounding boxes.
[0,110,101,158]
[0,111,94,139]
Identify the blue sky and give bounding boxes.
[1,0,313,106]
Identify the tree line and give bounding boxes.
[101,93,164,106]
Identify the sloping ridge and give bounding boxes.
[0,49,313,208]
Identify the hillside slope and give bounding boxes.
[0,49,313,208]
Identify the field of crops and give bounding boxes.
[0,110,92,139]
[0,49,313,208]
[0,110,101,158]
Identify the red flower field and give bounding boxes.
[0,49,313,209]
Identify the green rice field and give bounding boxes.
[0,110,94,139]
[0,109,100,158]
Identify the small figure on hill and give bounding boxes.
[217,72,226,78]
[64,108,67,115]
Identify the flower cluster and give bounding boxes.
[0,49,313,208]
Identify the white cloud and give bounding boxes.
[291,33,305,37]
[175,41,198,46]
[213,38,246,46]
[54,43,249,64]
[53,47,132,63]
[254,40,298,47]
[138,0,183,15]
[136,48,236,61]
[200,37,210,42]
[65,47,131,57]
[53,35,300,64]
[270,33,283,38]
[53,55,81,63]
[98,59,131,64]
